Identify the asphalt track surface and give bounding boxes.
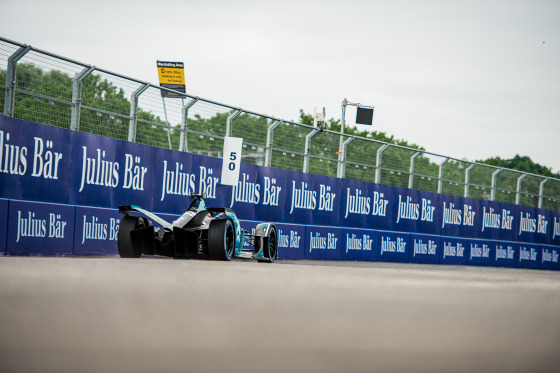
[1,256,559,372]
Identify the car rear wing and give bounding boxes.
[119,205,172,229]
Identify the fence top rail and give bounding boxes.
[2,36,559,185]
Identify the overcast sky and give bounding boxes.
[1,0,559,171]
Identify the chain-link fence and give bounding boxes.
[1,36,559,211]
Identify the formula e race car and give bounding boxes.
[117,193,278,262]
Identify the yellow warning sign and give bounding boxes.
[158,66,185,85]
[157,61,186,98]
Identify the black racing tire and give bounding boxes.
[117,216,146,258]
[262,225,278,263]
[208,219,235,261]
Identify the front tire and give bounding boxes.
[208,219,235,261]
[117,216,146,258]
[262,225,278,263]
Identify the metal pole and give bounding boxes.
[408,151,421,189]
[226,109,242,137]
[180,97,199,152]
[375,144,390,184]
[338,99,347,174]
[538,178,549,208]
[265,120,282,167]
[515,173,528,205]
[340,99,347,136]
[490,168,503,201]
[128,83,150,143]
[438,158,449,194]
[303,128,320,173]
[464,163,475,198]
[337,136,355,178]
[161,97,173,149]
[3,45,32,117]
[70,65,96,131]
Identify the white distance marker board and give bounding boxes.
[221,136,243,186]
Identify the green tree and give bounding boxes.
[478,155,560,179]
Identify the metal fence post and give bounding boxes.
[3,45,32,117]
[437,158,449,194]
[337,136,355,178]
[375,144,390,184]
[70,65,95,131]
[180,97,199,152]
[408,151,421,189]
[491,168,503,201]
[464,163,475,198]
[515,173,529,205]
[226,109,242,137]
[128,83,150,143]
[303,128,320,173]
[265,120,282,167]
[539,178,549,208]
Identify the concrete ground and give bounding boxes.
[0,256,559,372]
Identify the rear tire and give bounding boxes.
[118,216,146,258]
[208,219,235,261]
[262,225,278,263]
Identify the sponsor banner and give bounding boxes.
[552,211,560,246]
[540,246,560,271]
[153,145,230,213]
[89,134,156,211]
[69,132,118,209]
[0,117,72,204]
[0,198,8,254]
[2,116,560,263]
[375,230,410,263]
[518,244,541,269]
[315,178,341,226]
[439,236,469,265]
[341,180,370,230]
[411,189,440,235]
[369,184,396,231]
[74,206,121,256]
[341,228,376,262]
[254,165,287,223]
[225,163,260,221]
[439,195,479,239]
[392,188,420,233]
[468,239,494,267]
[275,223,305,260]
[7,199,74,256]
[479,201,516,241]
[154,147,197,208]
[492,241,518,268]
[191,154,228,210]
[518,207,553,245]
[344,182,394,231]
[516,206,538,244]
[410,233,440,264]
[305,225,342,261]
[284,171,317,225]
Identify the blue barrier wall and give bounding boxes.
[1,115,559,270]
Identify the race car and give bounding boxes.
[117,193,278,262]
